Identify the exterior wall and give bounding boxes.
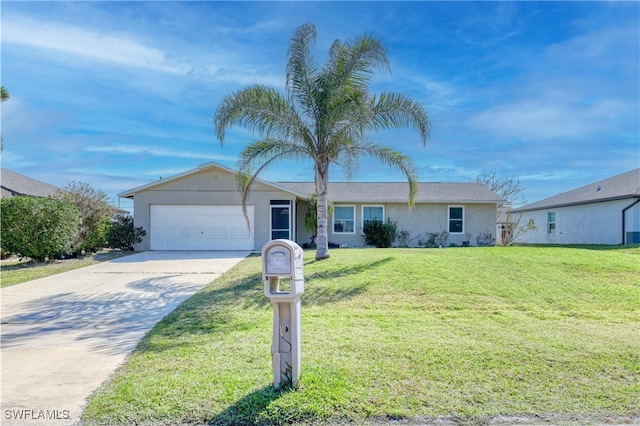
[295,202,498,248]
[514,198,640,245]
[132,167,296,251]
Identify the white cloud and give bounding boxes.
[84,145,237,162]
[3,16,190,74]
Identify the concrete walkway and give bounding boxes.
[0,251,250,426]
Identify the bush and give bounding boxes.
[55,182,115,255]
[106,215,146,251]
[0,196,81,261]
[363,218,398,248]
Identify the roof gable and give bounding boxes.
[118,162,307,198]
[1,169,62,198]
[514,169,640,212]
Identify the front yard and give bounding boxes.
[82,246,639,425]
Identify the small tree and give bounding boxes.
[1,196,81,261]
[106,215,146,251]
[55,182,115,254]
[363,218,397,248]
[475,171,533,245]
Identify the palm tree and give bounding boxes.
[1,86,8,151]
[214,24,430,260]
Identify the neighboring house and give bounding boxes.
[0,168,62,198]
[512,169,640,245]
[119,162,503,251]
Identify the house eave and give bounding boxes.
[118,161,310,200]
[512,194,640,213]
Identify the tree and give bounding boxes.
[1,86,8,151]
[475,171,533,245]
[55,182,116,254]
[1,196,81,261]
[303,193,334,247]
[106,214,146,251]
[215,23,429,260]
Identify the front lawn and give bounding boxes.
[82,246,640,425]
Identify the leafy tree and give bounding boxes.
[106,214,146,251]
[363,218,398,248]
[215,23,429,260]
[55,182,115,254]
[1,196,80,261]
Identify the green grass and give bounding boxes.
[0,250,132,287]
[82,246,640,425]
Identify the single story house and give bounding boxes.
[512,168,640,245]
[118,162,504,251]
[0,168,62,198]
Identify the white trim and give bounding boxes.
[361,205,385,229]
[333,205,356,234]
[270,202,291,240]
[448,205,465,234]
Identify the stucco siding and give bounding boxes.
[294,202,497,248]
[515,198,640,245]
[132,171,295,251]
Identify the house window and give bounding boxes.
[448,206,464,234]
[362,206,384,228]
[333,206,355,234]
[547,212,556,234]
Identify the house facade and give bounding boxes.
[119,162,504,251]
[512,169,640,245]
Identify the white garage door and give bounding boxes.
[150,205,254,250]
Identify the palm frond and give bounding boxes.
[369,92,431,145]
[214,85,301,143]
[286,23,320,121]
[342,142,419,207]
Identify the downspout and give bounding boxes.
[621,197,640,244]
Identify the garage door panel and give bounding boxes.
[150,205,254,250]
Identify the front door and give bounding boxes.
[271,201,291,240]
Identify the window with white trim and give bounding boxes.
[333,206,355,234]
[362,205,384,228]
[547,212,556,234]
[448,206,464,234]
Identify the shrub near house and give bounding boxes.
[0,196,81,261]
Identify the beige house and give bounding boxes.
[119,162,503,251]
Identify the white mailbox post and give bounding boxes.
[261,239,304,389]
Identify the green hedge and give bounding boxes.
[1,196,81,261]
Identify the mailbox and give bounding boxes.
[262,239,304,298]
[261,239,304,389]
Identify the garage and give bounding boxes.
[150,205,254,250]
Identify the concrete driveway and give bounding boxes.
[0,250,250,426]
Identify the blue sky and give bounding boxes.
[2,1,638,212]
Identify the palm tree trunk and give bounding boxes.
[314,161,330,260]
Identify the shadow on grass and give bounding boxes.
[137,257,394,354]
[515,243,640,251]
[208,385,287,426]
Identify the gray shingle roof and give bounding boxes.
[0,169,62,198]
[278,181,504,204]
[513,169,640,213]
